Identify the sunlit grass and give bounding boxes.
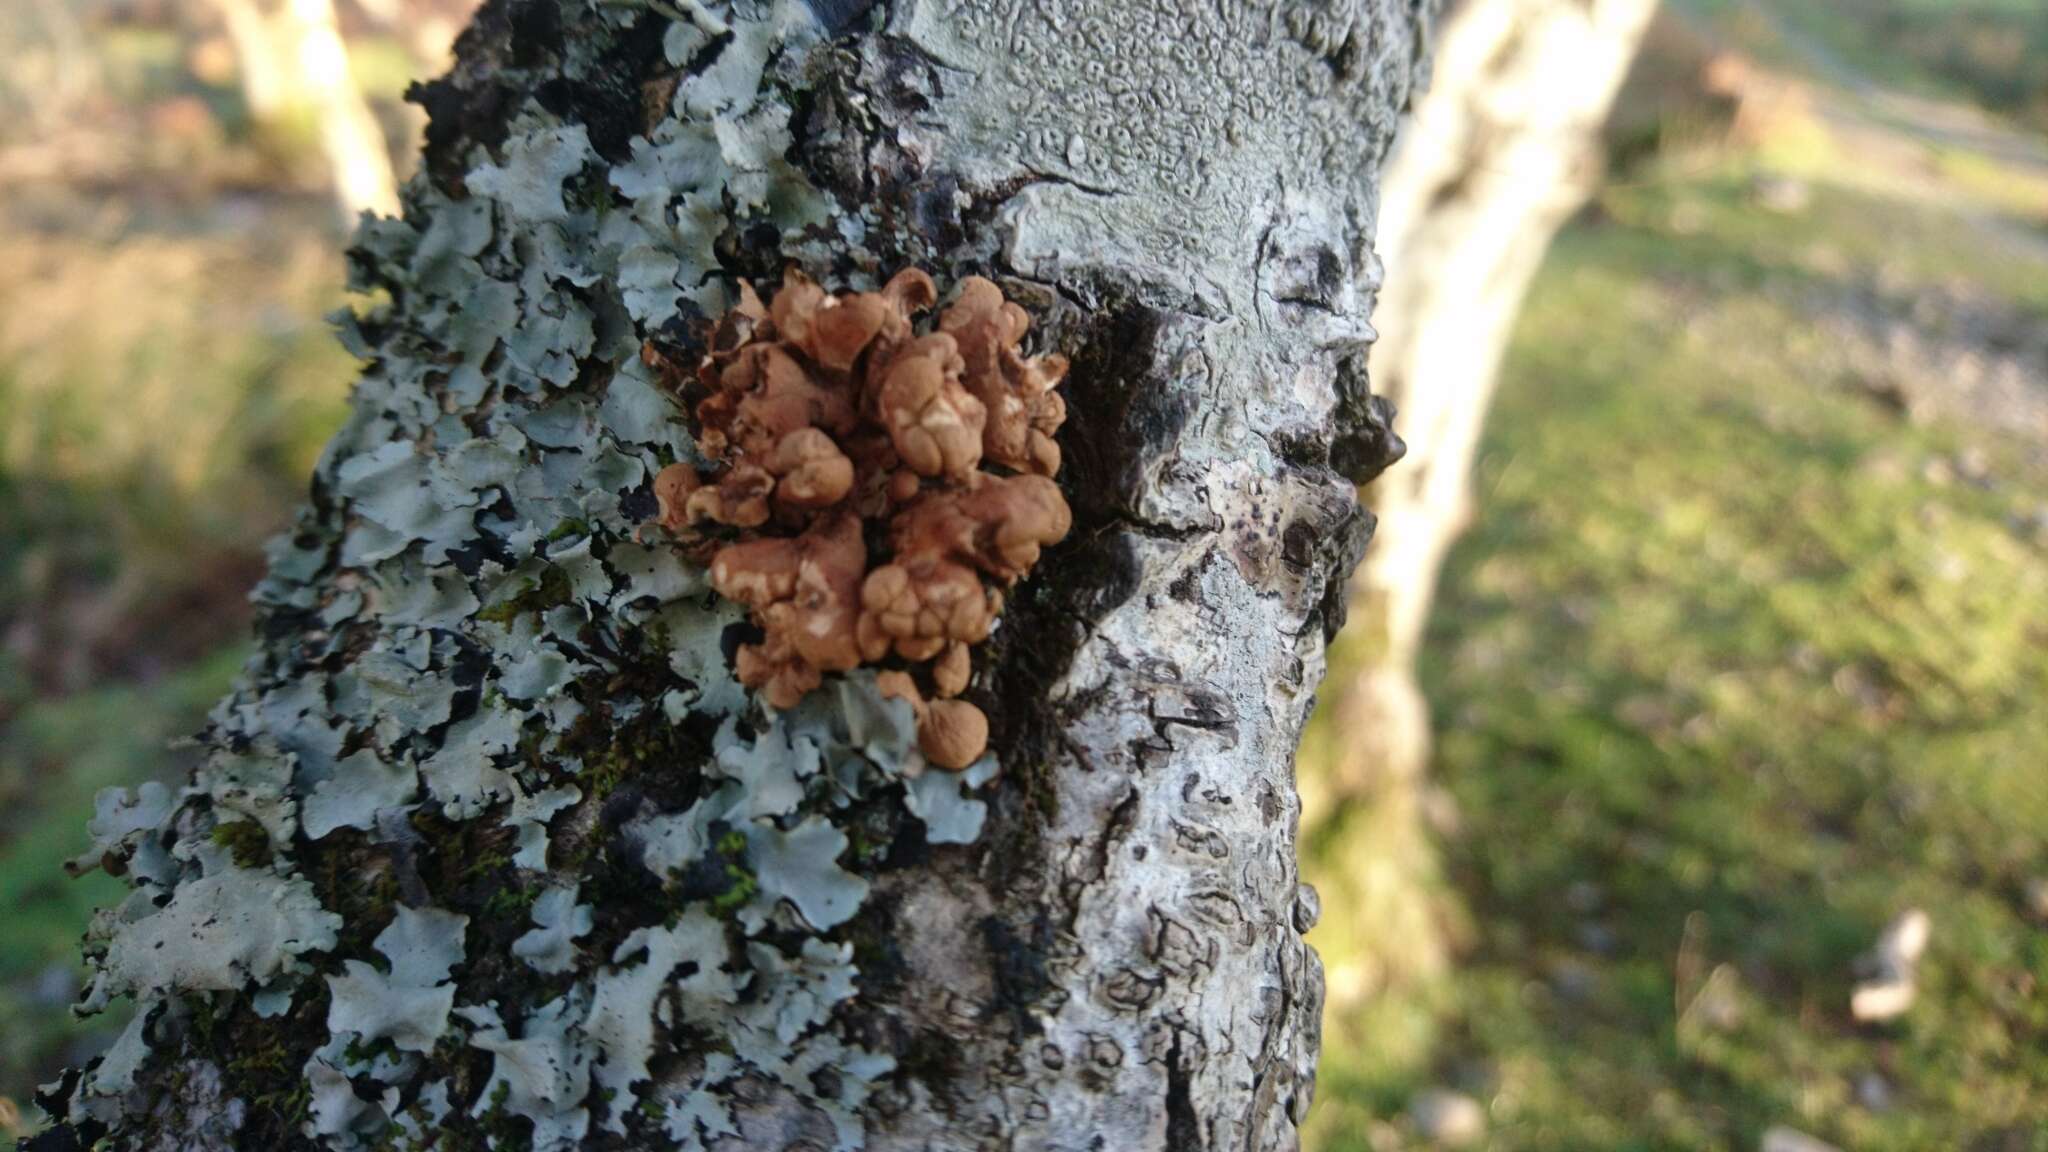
[1933,145,2048,224]
[1304,155,2048,1150]
[1685,0,2048,129]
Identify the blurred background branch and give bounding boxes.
[200,0,412,220]
[1301,0,1659,1125]
[1338,0,1660,811]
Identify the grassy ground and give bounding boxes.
[1692,0,2048,131]
[1303,9,2048,1149]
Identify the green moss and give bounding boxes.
[575,746,631,802]
[210,819,273,868]
[709,867,757,916]
[460,845,516,884]
[341,1036,393,1069]
[185,998,320,1141]
[472,1079,534,1152]
[709,830,758,917]
[477,567,574,625]
[309,835,402,957]
[480,884,540,922]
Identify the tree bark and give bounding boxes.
[38,1,1429,1149]
[1329,0,1656,802]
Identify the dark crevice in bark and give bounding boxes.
[1307,496,1378,641]
[980,912,1056,1039]
[802,0,877,36]
[786,60,877,208]
[1165,1027,1202,1152]
[1055,301,1185,526]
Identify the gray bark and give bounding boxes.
[36,1,1430,1149]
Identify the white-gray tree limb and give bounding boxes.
[1333,0,1655,798]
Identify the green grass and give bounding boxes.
[1306,158,2048,1151]
[1683,0,2048,129]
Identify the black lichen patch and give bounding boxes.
[533,13,669,163]
[802,0,876,37]
[905,171,968,255]
[786,65,876,207]
[410,70,518,196]
[20,1093,100,1152]
[407,0,531,201]
[712,218,794,286]
[980,912,1054,1039]
[841,887,907,998]
[506,0,565,64]
[884,1023,967,1098]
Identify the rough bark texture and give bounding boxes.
[1331,0,1654,799]
[37,1,1429,1149]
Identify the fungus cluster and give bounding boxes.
[651,270,1071,769]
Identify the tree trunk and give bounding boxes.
[285,0,406,221]
[1329,0,1656,803]
[208,0,403,222]
[212,0,292,120]
[38,1,1429,1149]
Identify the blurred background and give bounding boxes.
[0,0,2043,1146]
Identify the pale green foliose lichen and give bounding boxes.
[325,905,469,1053]
[50,0,1003,1145]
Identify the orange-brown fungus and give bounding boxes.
[650,269,1073,769]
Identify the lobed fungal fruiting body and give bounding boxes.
[652,270,1072,768]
